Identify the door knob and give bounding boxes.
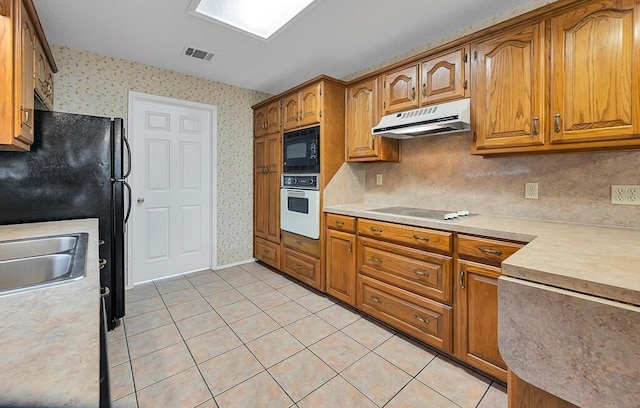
[137,197,145,205]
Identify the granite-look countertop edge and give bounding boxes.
[0,219,100,407]
[324,203,640,305]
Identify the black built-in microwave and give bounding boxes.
[283,126,320,173]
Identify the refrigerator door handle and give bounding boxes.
[121,180,132,225]
[122,134,132,179]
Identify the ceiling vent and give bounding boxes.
[183,47,214,61]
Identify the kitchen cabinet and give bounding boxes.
[253,133,281,245]
[254,100,280,137]
[283,83,321,131]
[282,245,322,289]
[508,370,578,408]
[0,1,6,15]
[0,0,56,151]
[382,65,419,114]
[325,214,357,305]
[454,234,524,382]
[472,0,640,155]
[355,218,454,352]
[382,46,469,115]
[35,37,53,110]
[471,22,547,152]
[254,237,280,270]
[550,0,640,145]
[345,77,400,162]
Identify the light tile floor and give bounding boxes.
[108,262,507,408]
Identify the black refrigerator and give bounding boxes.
[0,111,130,330]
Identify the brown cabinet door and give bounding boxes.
[254,107,266,137]
[325,229,356,305]
[17,2,35,145]
[265,100,281,135]
[282,93,299,131]
[299,83,321,127]
[471,22,547,151]
[457,260,506,381]
[382,64,419,114]
[420,46,469,105]
[550,0,639,144]
[265,133,281,244]
[253,136,268,239]
[346,78,378,160]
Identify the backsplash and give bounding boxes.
[362,133,640,229]
[51,45,270,267]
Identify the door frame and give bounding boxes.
[126,91,218,287]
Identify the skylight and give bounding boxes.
[191,0,317,40]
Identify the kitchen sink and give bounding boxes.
[0,235,77,261]
[0,233,88,295]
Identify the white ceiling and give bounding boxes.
[33,0,550,95]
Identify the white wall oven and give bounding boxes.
[280,174,320,239]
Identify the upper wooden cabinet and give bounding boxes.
[472,0,640,155]
[345,77,400,162]
[420,47,469,106]
[550,0,639,144]
[0,0,56,152]
[254,100,280,137]
[382,46,469,115]
[471,22,548,152]
[382,65,419,114]
[283,83,321,131]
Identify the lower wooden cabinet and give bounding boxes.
[254,237,280,270]
[456,260,507,381]
[282,247,322,290]
[358,274,453,352]
[325,228,356,305]
[508,370,578,408]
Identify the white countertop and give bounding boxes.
[0,219,100,407]
[324,203,640,306]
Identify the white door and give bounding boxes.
[128,92,216,283]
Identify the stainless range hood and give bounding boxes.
[372,98,470,139]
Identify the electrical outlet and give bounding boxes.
[611,185,640,205]
[525,183,538,199]
[376,173,383,186]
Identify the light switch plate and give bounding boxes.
[376,174,383,185]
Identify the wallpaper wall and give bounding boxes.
[51,45,269,267]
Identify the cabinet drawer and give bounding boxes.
[358,274,452,352]
[358,219,452,254]
[326,213,356,233]
[282,231,321,258]
[255,237,280,269]
[457,235,523,266]
[358,237,452,304]
[282,248,322,290]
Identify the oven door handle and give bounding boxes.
[284,189,308,197]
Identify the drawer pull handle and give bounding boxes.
[295,240,303,245]
[414,314,429,324]
[335,220,344,226]
[370,227,383,234]
[460,269,465,289]
[370,256,383,264]
[99,258,107,269]
[414,269,430,277]
[413,234,430,242]
[295,264,303,270]
[370,296,383,303]
[263,250,269,254]
[478,246,502,256]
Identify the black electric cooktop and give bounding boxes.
[369,206,475,221]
